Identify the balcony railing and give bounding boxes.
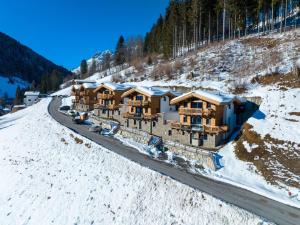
[123,112,157,120]
[97,93,113,100]
[171,122,191,130]
[94,103,119,110]
[204,125,228,134]
[127,100,150,107]
[171,122,229,134]
[178,108,215,116]
[123,112,142,119]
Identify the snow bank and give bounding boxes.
[0,99,269,225]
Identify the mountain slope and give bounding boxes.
[0,32,70,83]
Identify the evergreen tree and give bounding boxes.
[80,59,88,78]
[14,86,23,105]
[114,35,126,66]
[30,80,36,91]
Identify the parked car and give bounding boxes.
[72,116,83,124]
[60,105,70,111]
[68,110,78,117]
[88,124,102,133]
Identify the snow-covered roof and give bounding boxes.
[74,79,96,85]
[13,104,26,108]
[82,83,99,89]
[72,85,81,90]
[122,86,181,98]
[171,90,236,105]
[137,86,181,97]
[24,91,40,96]
[194,90,234,103]
[103,82,134,91]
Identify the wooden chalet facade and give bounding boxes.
[120,87,179,133]
[169,91,240,148]
[72,83,98,111]
[93,83,131,119]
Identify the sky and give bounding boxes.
[0,0,169,70]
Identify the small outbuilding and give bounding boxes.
[24,91,40,106]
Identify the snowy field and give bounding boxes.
[0,99,269,225]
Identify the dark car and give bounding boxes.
[59,105,71,111]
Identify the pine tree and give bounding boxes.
[114,35,126,66]
[80,59,88,78]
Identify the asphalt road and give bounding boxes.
[48,97,300,225]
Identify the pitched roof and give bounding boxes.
[121,86,181,98]
[94,82,134,92]
[170,90,235,105]
[24,91,40,96]
[81,83,99,89]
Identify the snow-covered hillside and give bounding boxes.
[72,50,112,74]
[0,99,269,225]
[0,76,29,97]
[58,28,300,207]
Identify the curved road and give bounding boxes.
[49,97,300,225]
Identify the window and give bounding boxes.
[134,120,136,125]
[183,116,188,123]
[207,103,212,108]
[182,131,185,135]
[118,110,121,115]
[163,96,167,101]
[152,121,156,127]
[191,102,202,108]
[136,95,143,101]
[184,102,188,108]
[206,118,211,125]
[168,130,172,136]
[203,134,208,140]
[192,116,202,125]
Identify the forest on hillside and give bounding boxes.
[143,0,300,58]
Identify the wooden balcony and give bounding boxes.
[79,92,85,96]
[171,122,191,130]
[171,122,228,134]
[123,112,157,120]
[204,125,229,134]
[97,93,113,100]
[123,112,142,119]
[178,108,215,117]
[143,114,158,120]
[94,103,119,110]
[127,100,150,107]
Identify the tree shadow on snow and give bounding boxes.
[252,109,266,120]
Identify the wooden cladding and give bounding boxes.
[94,103,119,110]
[178,108,215,117]
[97,93,113,100]
[123,112,158,120]
[171,122,228,134]
[127,100,150,107]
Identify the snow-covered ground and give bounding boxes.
[0,76,29,97]
[0,99,270,225]
[52,28,300,210]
